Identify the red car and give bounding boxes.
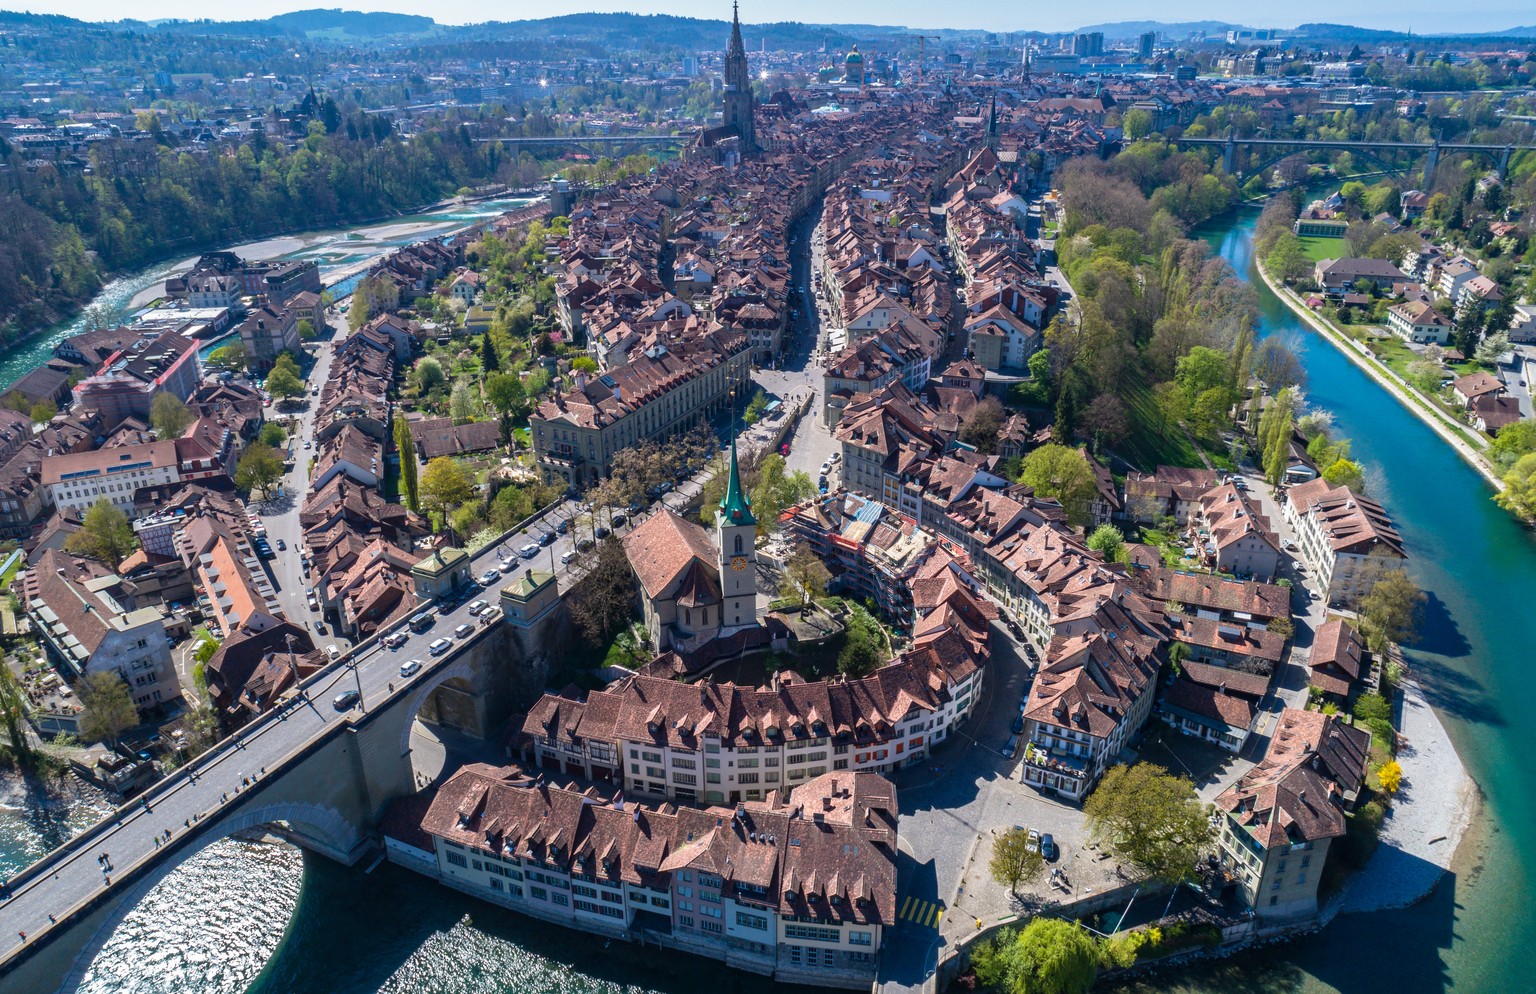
[780,443,790,456]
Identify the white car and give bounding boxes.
[398,659,423,678]
[466,600,488,617]
[428,638,452,656]
[382,631,408,650]
[519,543,539,559]
[479,569,501,586]
[325,645,340,661]
[561,549,577,565]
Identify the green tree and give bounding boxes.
[65,498,138,566]
[0,658,32,763]
[1322,457,1367,492]
[989,827,1047,894]
[480,333,500,372]
[234,443,285,498]
[1122,108,1154,140]
[150,392,193,440]
[77,671,139,747]
[29,400,57,424]
[1084,762,1213,884]
[1019,444,1098,527]
[570,355,598,374]
[258,423,286,448]
[415,357,447,394]
[394,414,420,513]
[1357,568,1425,651]
[837,606,886,677]
[207,343,249,374]
[780,543,831,607]
[419,456,475,525]
[297,318,316,341]
[979,919,1101,994]
[1496,452,1536,520]
[1491,421,1536,468]
[486,372,529,419]
[743,388,769,425]
[265,358,304,402]
[1086,524,1127,563]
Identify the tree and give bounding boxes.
[1082,393,1129,450]
[449,380,482,423]
[1252,335,1307,393]
[480,333,500,372]
[570,355,598,374]
[959,396,1005,453]
[207,343,249,374]
[0,656,33,763]
[258,423,286,448]
[1086,524,1127,563]
[1377,759,1403,794]
[419,456,475,525]
[235,443,285,498]
[975,919,1100,994]
[1084,762,1213,884]
[1356,568,1424,651]
[77,671,139,747]
[29,400,56,424]
[1018,445,1099,527]
[1490,420,1536,468]
[567,537,637,648]
[1122,108,1154,140]
[265,358,304,402]
[837,607,886,678]
[150,392,192,440]
[394,414,420,513]
[989,827,1046,894]
[485,372,529,419]
[66,498,138,566]
[414,357,447,394]
[743,388,769,425]
[1322,457,1367,493]
[1474,330,1511,366]
[1496,452,1536,520]
[297,318,316,342]
[780,543,831,607]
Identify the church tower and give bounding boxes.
[716,406,758,631]
[722,1,757,152]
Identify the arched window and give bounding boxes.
[685,608,692,627]
[734,534,743,554]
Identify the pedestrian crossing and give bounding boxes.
[897,895,944,928]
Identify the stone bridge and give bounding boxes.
[0,552,568,994]
[1174,134,1535,184]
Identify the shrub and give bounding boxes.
[1353,692,1391,724]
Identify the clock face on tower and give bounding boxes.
[731,556,748,571]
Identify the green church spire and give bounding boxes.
[720,393,755,526]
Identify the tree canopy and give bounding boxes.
[1018,445,1099,527]
[988,827,1046,894]
[1084,762,1213,884]
[150,392,192,440]
[77,671,139,746]
[65,498,139,566]
[419,456,476,524]
[235,443,285,498]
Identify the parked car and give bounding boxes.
[428,638,452,656]
[1002,735,1018,759]
[593,527,610,540]
[275,538,287,551]
[1026,829,1041,854]
[398,659,422,678]
[519,543,539,558]
[453,623,474,639]
[1005,618,1023,639]
[561,549,577,565]
[325,645,340,660]
[555,518,570,534]
[611,512,628,528]
[1010,714,1025,735]
[1040,834,1059,862]
[538,530,556,546]
[466,600,488,617]
[303,440,312,450]
[331,690,360,712]
[480,569,501,586]
[578,537,596,551]
[307,596,319,612]
[382,631,408,650]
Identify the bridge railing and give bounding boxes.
[3,500,569,897]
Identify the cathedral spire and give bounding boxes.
[729,0,745,57]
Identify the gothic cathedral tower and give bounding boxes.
[716,413,759,631]
[722,1,757,153]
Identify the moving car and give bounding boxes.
[480,569,501,586]
[382,631,408,650]
[453,623,474,639]
[519,543,539,559]
[466,600,488,617]
[428,637,452,656]
[398,659,423,679]
[332,690,360,712]
[275,538,287,551]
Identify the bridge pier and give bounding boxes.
[1223,134,1236,175]
[1499,145,1513,181]
[1423,141,1440,188]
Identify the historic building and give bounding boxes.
[721,2,757,152]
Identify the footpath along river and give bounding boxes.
[5,201,1536,994]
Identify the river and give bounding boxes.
[6,203,1536,994]
[0,196,535,390]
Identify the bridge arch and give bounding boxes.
[56,801,361,994]
[397,657,482,757]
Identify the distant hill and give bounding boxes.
[269,8,436,36]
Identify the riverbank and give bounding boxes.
[1253,258,1507,493]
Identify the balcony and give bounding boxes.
[1022,741,1089,780]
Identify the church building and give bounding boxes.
[621,426,759,654]
[697,2,757,155]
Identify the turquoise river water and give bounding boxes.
[4,203,1536,993]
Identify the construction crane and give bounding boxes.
[910,35,941,82]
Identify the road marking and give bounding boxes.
[899,896,944,929]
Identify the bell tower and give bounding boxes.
[722,1,757,152]
[716,397,758,630]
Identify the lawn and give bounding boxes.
[1297,235,1346,264]
[1117,380,1209,470]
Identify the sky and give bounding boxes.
[10,0,1536,35]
